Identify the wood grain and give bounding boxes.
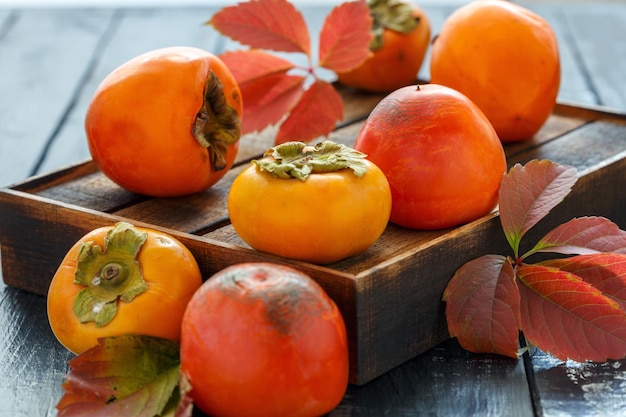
[1,2,626,416]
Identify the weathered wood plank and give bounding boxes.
[560,3,626,111]
[332,339,534,417]
[529,349,626,417]
[523,3,599,106]
[0,285,73,416]
[0,9,14,37]
[0,8,114,188]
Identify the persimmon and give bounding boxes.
[228,141,392,264]
[85,46,242,197]
[47,222,203,354]
[336,0,431,93]
[354,83,507,230]
[430,0,560,142]
[180,262,349,417]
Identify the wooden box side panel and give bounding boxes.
[0,189,366,382]
[353,155,626,385]
[353,215,507,384]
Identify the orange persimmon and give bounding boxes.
[337,0,431,92]
[85,46,242,197]
[430,0,560,142]
[228,141,391,264]
[47,222,203,354]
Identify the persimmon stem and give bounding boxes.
[73,222,148,327]
[368,0,418,50]
[193,70,241,171]
[253,140,368,180]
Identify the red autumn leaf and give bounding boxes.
[540,253,626,311]
[443,255,521,358]
[208,0,311,55]
[318,0,373,73]
[531,216,626,256]
[219,49,296,84]
[275,79,344,144]
[240,72,306,134]
[56,335,184,417]
[220,50,305,134]
[517,263,626,362]
[499,160,577,254]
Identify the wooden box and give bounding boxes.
[1,98,625,385]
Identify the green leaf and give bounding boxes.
[443,254,520,358]
[56,335,186,417]
[528,216,626,257]
[517,263,626,362]
[498,160,577,257]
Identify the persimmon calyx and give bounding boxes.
[193,70,241,171]
[368,0,418,50]
[73,222,148,327]
[254,140,368,180]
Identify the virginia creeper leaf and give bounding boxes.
[443,255,520,358]
[219,49,296,85]
[318,0,373,73]
[517,264,626,362]
[275,79,344,144]
[240,72,305,135]
[499,160,577,256]
[530,216,626,256]
[208,0,311,55]
[540,253,626,311]
[56,335,184,417]
[220,50,305,134]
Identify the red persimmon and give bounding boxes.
[354,83,507,230]
[180,262,349,417]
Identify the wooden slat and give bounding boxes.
[524,3,600,106]
[529,349,626,417]
[0,9,14,36]
[0,8,113,188]
[560,3,626,111]
[332,339,534,417]
[0,285,74,415]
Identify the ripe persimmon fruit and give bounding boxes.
[354,83,507,230]
[430,0,560,142]
[337,0,431,93]
[228,141,391,265]
[47,222,203,354]
[85,46,242,197]
[180,263,349,417]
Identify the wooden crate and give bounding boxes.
[1,98,625,385]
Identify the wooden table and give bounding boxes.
[1,2,625,416]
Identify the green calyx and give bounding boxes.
[193,70,241,171]
[368,0,419,51]
[73,222,148,327]
[253,140,368,181]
